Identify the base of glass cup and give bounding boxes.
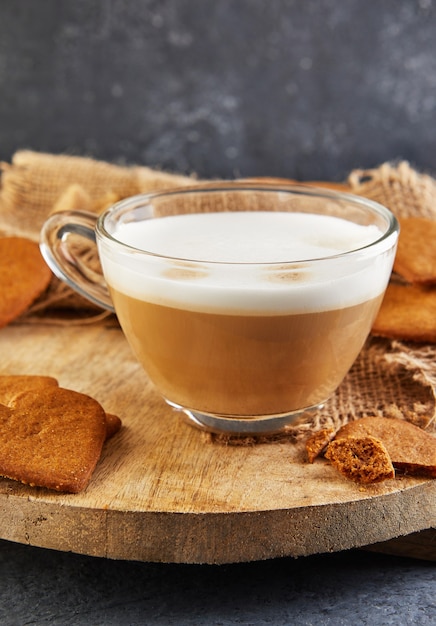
[165,399,324,436]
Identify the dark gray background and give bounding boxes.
[0,3,436,622]
[0,0,436,181]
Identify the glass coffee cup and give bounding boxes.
[40,183,399,435]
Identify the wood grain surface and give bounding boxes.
[0,320,434,564]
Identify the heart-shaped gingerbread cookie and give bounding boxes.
[0,386,107,492]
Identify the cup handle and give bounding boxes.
[39,210,115,313]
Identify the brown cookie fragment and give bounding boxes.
[335,416,436,478]
[0,387,107,493]
[371,282,436,342]
[0,237,52,328]
[325,435,395,484]
[305,428,335,463]
[394,217,436,285]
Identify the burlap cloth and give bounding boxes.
[1,151,436,442]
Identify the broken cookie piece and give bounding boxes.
[305,428,335,463]
[335,416,436,478]
[325,435,395,484]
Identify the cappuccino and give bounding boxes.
[102,211,392,418]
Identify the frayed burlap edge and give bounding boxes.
[0,150,196,240]
[348,160,436,220]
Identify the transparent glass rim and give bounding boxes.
[95,181,399,266]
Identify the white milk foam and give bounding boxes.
[100,212,396,314]
[113,212,381,263]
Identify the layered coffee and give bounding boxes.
[101,211,392,418]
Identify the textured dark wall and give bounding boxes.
[0,0,435,181]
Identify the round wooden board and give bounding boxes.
[0,320,434,564]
